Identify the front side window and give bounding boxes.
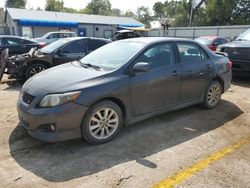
[61,39,87,53]
[136,43,175,69]
[177,42,208,62]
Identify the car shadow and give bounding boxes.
[1,81,22,91]
[9,100,243,182]
[232,77,250,88]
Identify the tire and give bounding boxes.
[202,80,222,109]
[25,63,48,79]
[81,100,123,144]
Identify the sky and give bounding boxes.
[0,0,165,13]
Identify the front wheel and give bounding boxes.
[25,63,48,79]
[202,80,222,109]
[81,100,123,144]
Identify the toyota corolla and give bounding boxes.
[17,37,232,144]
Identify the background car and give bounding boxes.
[3,37,110,81]
[0,35,46,56]
[216,28,250,77]
[194,36,229,51]
[34,31,77,44]
[111,30,140,41]
[17,38,232,144]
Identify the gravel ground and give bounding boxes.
[0,77,250,188]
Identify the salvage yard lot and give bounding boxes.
[0,77,250,188]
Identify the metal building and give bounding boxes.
[4,8,144,38]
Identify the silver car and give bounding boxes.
[34,31,76,44]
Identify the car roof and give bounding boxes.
[47,31,75,34]
[56,37,110,42]
[0,35,37,42]
[121,37,195,44]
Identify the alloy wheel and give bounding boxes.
[207,84,221,106]
[89,108,119,140]
[28,66,46,78]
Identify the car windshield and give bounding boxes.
[195,38,213,45]
[80,41,144,70]
[236,29,250,41]
[41,38,72,53]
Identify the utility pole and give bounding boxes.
[189,0,194,27]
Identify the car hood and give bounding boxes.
[22,62,109,96]
[219,40,250,48]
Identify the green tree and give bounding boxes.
[136,6,151,28]
[5,0,26,8]
[45,0,63,12]
[83,0,111,15]
[0,8,4,24]
[111,8,121,16]
[153,2,165,19]
[124,10,135,18]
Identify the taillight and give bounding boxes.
[39,43,47,48]
[228,60,232,70]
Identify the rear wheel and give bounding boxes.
[202,80,222,109]
[81,100,123,144]
[25,63,48,79]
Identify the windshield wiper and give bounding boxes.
[81,63,101,71]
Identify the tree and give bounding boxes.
[45,0,63,12]
[153,2,165,19]
[111,8,121,16]
[83,0,112,15]
[124,10,135,18]
[136,6,151,28]
[5,0,26,8]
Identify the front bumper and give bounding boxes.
[17,98,88,142]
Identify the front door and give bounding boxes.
[130,42,181,116]
[53,39,87,65]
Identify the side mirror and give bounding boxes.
[132,62,150,73]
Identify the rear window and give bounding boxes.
[88,39,108,52]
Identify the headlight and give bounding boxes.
[39,91,81,107]
[216,46,222,52]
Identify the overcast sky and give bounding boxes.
[0,0,165,13]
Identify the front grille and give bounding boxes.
[224,47,250,60]
[22,92,35,104]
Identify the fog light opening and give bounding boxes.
[50,124,56,132]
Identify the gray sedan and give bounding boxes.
[17,37,232,144]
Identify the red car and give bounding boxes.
[194,36,229,51]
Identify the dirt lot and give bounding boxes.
[0,77,250,188]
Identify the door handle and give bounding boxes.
[21,45,26,48]
[199,72,204,76]
[171,70,180,76]
[206,64,212,69]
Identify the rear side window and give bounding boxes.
[88,39,107,52]
[61,39,87,53]
[61,33,74,38]
[219,38,228,44]
[177,42,208,62]
[136,43,175,69]
[5,38,22,45]
[0,38,3,45]
[47,33,59,39]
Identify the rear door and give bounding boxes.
[3,37,28,55]
[130,42,181,116]
[176,42,213,102]
[53,39,87,65]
